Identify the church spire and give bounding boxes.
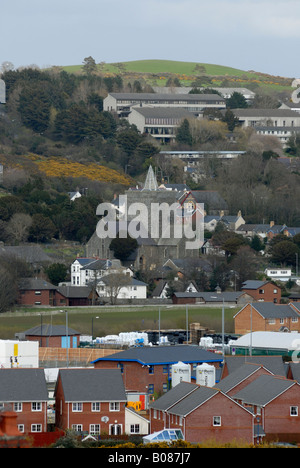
[142,165,158,191]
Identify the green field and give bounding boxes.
[0,305,237,341]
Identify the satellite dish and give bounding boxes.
[101,416,109,423]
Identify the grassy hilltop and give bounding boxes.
[61,59,293,92]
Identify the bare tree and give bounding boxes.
[6,213,32,244]
[101,271,130,305]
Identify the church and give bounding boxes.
[85,166,225,272]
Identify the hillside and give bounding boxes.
[61,59,293,92]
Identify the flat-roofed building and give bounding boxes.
[104,92,226,117]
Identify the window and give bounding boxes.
[213,416,221,426]
[109,402,120,412]
[35,291,41,295]
[90,424,101,435]
[72,402,83,412]
[31,424,42,432]
[32,402,42,412]
[72,424,83,432]
[91,402,101,412]
[130,424,140,434]
[14,402,22,412]
[290,406,298,416]
[148,384,154,395]
[18,424,24,433]
[259,289,264,294]
[148,365,154,374]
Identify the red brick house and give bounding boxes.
[232,374,300,443]
[234,302,300,335]
[17,279,99,307]
[0,369,48,435]
[149,381,255,445]
[241,280,281,303]
[92,345,223,398]
[18,278,57,306]
[55,368,127,436]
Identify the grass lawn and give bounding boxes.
[0,305,237,341]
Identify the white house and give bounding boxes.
[97,276,147,300]
[68,191,82,201]
[71,257,132,287]
[265,268,292,282]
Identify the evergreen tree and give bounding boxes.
[176,119,193,146]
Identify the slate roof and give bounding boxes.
[92,345,223,365]
[57,368,127,402]
[150,381,199,411]
[57,285,94,298]
[242,303,300,319]
[242,280,268,290]
[232,374,296,407]
[0,369,48,402]
[173,291,246,303]
[24,324,80,337]
[18,278,57,290]
[167,385,220,417]
[215,363,270,394]
[223,356,287,377]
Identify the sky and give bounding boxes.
[1,0,300,78]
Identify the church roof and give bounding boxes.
[142,165,158,191]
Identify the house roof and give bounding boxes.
[92,345,223,366]
[215,363,271,394]
[232,374,296,407]
[18,278,57,290]
[99,275,147,287]
[150,381,199,411]
[223,356,287,378]
[57,285,95,298]
[236,303,300,320]
[0,369,48,402]
[56,368,127,402]
[24,324,80,337]
[241,280,268,290]
[167,385,220,417]
[173,291,246,302]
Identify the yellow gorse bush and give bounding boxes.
[36,159,131,184]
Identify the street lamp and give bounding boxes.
[91,316,99,346]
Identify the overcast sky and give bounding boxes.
[1,0,300,77]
